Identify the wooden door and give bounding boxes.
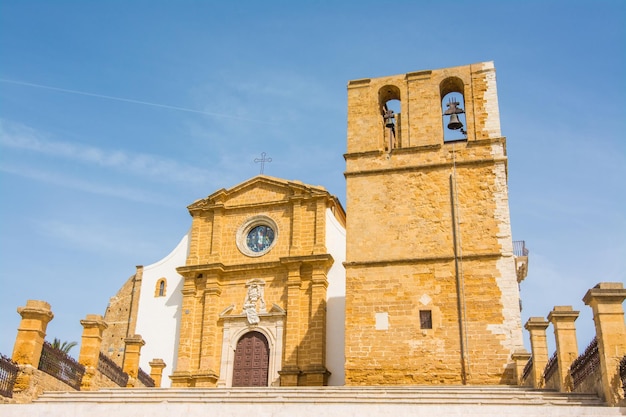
[232,331,269,387]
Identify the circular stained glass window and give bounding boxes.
[236,216,278,257]
[246,225,275,253]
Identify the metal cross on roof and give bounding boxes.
[254,152,272,174]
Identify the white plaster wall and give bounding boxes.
[325,208,346,386]
[134,232,189,387]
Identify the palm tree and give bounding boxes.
[51,338,78,355]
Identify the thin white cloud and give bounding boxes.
[0,163,177,206]
[36,219,162,258]
[0,119,214,185]
[0,79,274,125]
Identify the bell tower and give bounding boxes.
[344,62,524,385]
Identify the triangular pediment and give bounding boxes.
[188,175,330,212]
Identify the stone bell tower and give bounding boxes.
[344,62,524,385]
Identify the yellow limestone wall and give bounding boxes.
[170,176,344,387]
[344,62,524,385]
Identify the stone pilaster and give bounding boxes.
[583,282,626,406]
[209,206,224,262]
[171,274,199,387]
[122,335,145,387]
[149,359,167,388]
[196,275,221,387]
[547,306,579,392]
[303,262,330,386]
[313,198,326,254]
[78,314,108,390]
[524,317,550,388]
[289,196,303,256]
[280,261,302,386]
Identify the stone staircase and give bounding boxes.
[3,386,623,417]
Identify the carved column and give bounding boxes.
[149,359,167,388]
[547,306,579,392]
[583,282,626,406]
[280,261,302,386]
[524,317,550,388]
[78,314,108,390]
[122,335,145,387]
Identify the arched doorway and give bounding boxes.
[232,331,269,387]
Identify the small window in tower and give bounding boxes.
[155,278,167,297]
[419,310,433,329]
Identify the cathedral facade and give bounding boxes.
[101,61,526,388]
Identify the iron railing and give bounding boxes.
[570,337,600,389]
[619,356,626,391]
[513,240,529,257]
[0,354,19,398]
[522,356,533,383]
[543,351,558,382]
[38,341,85,390]
[137,367,155,387]
[97,352,128,387]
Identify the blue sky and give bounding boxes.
[1,1,624,360]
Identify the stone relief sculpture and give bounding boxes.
[243,279,267,325]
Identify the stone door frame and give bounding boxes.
[217,307,285,387]
[232,331,270,387]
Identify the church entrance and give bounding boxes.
[232,331,269,387]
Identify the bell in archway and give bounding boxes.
[447,113,463,130]
[383,109,395,128]
[443,98,465,131]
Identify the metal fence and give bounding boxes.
[97,352,129,387]
[543,351,558,382]
[619,356,626,391]
[513,240,529,257]
[38,341,85,390]
[137,367,155,387]
[0,354,19,398]
[570,337,600,389]
[522,356,533,383]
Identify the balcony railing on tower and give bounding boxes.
[513,240,529,257]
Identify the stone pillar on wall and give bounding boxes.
[149,359,167,388]
[583,282,626,406]
[303,261,330,386]
[279,261,302,386]
[511,349,531,386]
[11,300,54,392]
[122,335,145,387]
[78,314,108,391]
[524,317,550,388]
[196,275,222,387]
[170,276,197,387]
[547,306,579,392]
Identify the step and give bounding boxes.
[32,386,606,407]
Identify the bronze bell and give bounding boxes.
[447,113,463,130]
[384,109,395,128]
[443,98,465,131]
